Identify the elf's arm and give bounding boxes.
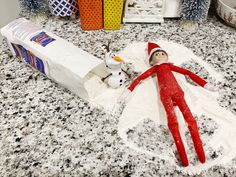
[169,64,207,87]
[128,66,156,91]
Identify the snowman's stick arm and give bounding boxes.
[121,69,131,78]
[101,73,112,82]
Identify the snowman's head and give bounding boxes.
[105,51,124,68]
[102,41,124,69]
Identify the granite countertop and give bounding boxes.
[0,12,236,176]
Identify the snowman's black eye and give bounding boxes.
[109,53,114,57]
[162,53,164,56]
[155,53,158,56]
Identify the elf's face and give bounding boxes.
[150,50,168,65]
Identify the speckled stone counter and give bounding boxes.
[0,13,236,176]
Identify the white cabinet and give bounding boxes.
[123,0,182,23]
[123,0,165,23]
[163,0,182,18]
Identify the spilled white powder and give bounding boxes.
[84,72,124,111]
[84,41,236,174]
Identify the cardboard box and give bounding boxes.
[77,0,103,30]
[104,0,124,30]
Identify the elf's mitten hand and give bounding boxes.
[204,83,218,92]
[119,89,132,103]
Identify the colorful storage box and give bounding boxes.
[48,0,78,17]
[77,0,103,30]
[103,0,124,30]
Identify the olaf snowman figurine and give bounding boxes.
[102,42,130,89]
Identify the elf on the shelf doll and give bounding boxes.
[124,42,217,167]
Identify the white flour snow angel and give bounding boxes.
[117,41,236,174]
[121,42,219,167]
[102,41,130,89]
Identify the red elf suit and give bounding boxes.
[128,42,207,167]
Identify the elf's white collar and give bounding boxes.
[153,61,171,66]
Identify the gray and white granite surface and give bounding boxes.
[0,11,236,176]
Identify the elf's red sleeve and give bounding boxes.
[169,64,207,87]
[128,66,156,92]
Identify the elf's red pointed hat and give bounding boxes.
[147,42,162,60]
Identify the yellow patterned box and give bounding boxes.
[103,0,124,30]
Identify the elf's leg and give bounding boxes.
[160,93,189,166]
[173,93,206,163]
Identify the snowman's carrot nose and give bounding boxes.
[114,56,124,62]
